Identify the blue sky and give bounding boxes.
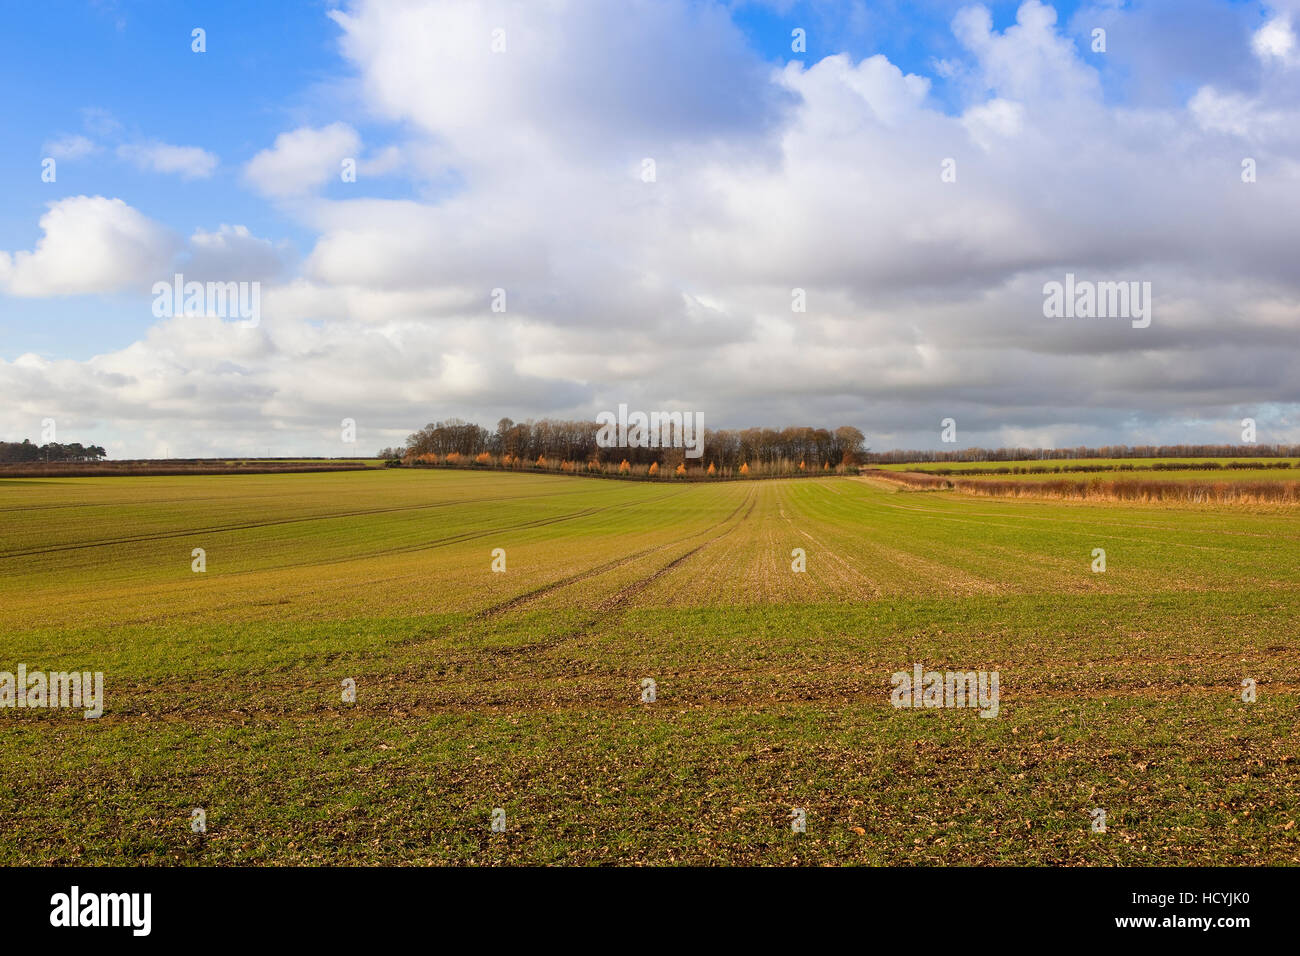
[1,0,1296,456]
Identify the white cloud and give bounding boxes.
[1187,85,1300,141]
[117,141,219,179]
[961,97,1026,149]
[326,0,785,173]
[0,196,178,297]
[243,123,360,197]
[952,0,1100,103]
[1253,15,1297,65]
[42,134,100,160]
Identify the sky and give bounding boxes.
[1,0,1298,458]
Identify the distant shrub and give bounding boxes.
[866,469,1300,506]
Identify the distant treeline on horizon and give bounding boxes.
[385,418,869,469]
[0,439,107,462]
[6,434,1291,469]
[866,444,1300,464]
[384,422,1300,469]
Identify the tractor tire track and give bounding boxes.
[465,489,758,657]
[471,488,754,620]
[779,514,883,600]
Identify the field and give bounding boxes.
[1,469,1297,865]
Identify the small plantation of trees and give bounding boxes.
[0,439,107,462]
[397,417,868,477]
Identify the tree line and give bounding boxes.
[0,439,107,462]
[867,444,1300,464]
[384,418,869,468]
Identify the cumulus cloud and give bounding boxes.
[327,0,787,170]
[243,123,361,197]
[0,196,179,297]
[0,311,584,457]
[1253,14,1298,65]
[0,199,280,312]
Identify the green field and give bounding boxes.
[1,469,1297,865]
